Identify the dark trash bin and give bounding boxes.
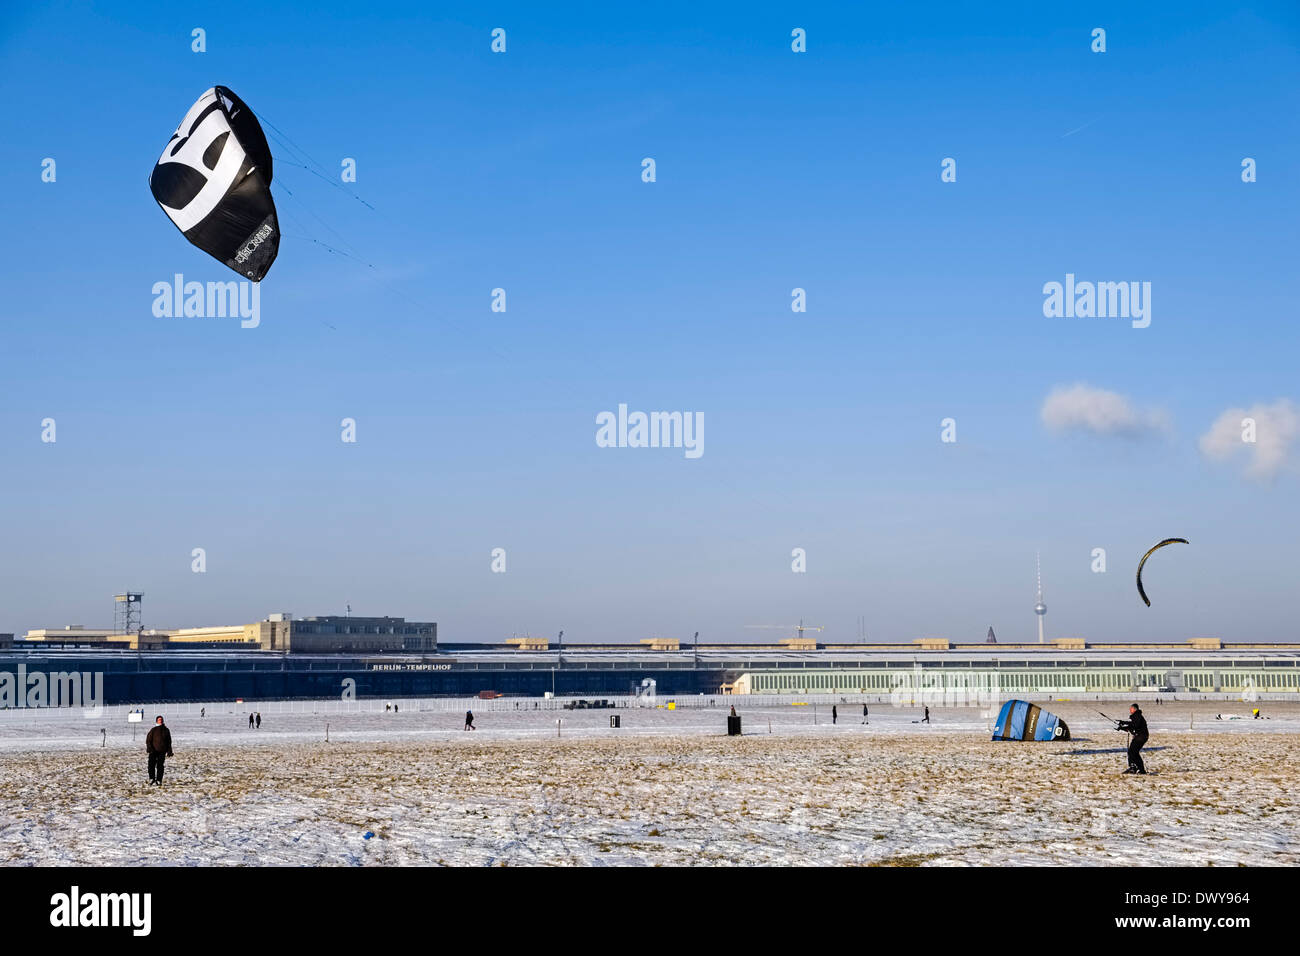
[727,715,742,736]
[610,715,621,728]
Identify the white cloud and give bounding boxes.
[1040,384,1167,437]
[1199,399,1299,480]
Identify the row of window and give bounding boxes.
[747,669,1300,693]
[296,626,432,635]
[1184,670,1300,690]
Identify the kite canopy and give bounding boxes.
[991,700,1070,741]
[1136,537,1189,607]
[149,86,279,280]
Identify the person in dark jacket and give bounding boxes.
[255,712,261,729]
[464,710,475,731]
[922,706,931,724]
[248,713,254,729]
[1116,703,1149,774]
[145,716,173,785]
[862,704,869,724]
[832,705,837,725]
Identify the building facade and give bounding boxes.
[26,615,437,654]
[3,635,1298,704]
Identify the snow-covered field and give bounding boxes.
[1,700,1296,865]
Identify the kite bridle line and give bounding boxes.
[1098,710,1122,727]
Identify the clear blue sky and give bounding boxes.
[2,1,1297,642]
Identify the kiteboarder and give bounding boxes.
[145,716,173,785]
[1116,703,1149,774]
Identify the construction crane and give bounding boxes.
[744,620,825,642]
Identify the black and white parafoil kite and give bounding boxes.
[149,86,279,280]
[1136,537,1189,607]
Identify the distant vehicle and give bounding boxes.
[478,690,503,700]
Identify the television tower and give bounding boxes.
[1034,553,1047,644]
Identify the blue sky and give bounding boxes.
[1,1,1297,642]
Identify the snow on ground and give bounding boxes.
[1,700,1296,865]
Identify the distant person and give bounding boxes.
[464,710,475,731]
[922,706,930,724]
[145,716,173,785]
[255,712,261,729]
[729,705,736,717]
[248,713,254,729]
[200,707,205,718]
[862,704,869,725]
[832,705,838,725]
[394,704,399,713]
[1253,708,1261,719]
[1116,703,1149,775]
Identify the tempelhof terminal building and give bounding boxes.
[4,617,1300,703]
[724,637,1300,700]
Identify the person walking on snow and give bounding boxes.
[145,716,173,785]
[249,713,254,729]
[464,710,475,731]
[862,704,869,725]
[922,706,931,724]
[832,705,837,725]
[255,712,261,729]
[1116,703,1149,774]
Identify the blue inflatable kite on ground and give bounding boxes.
[992,700,1070,741]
